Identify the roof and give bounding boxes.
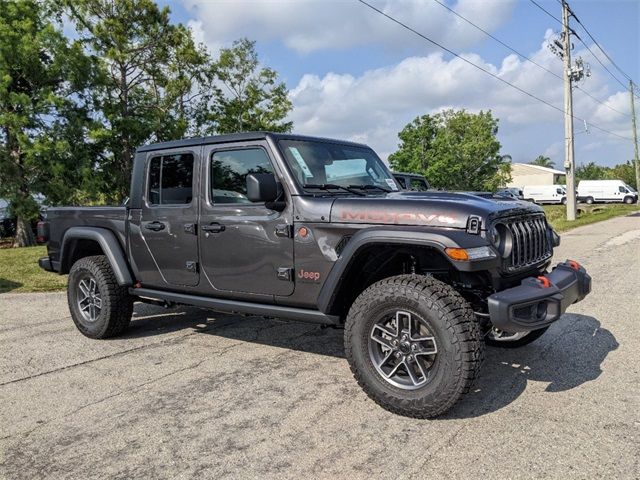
[512,163,565,175]
[136,131,370,153]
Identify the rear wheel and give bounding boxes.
[485,326,549,348]
[344,275,483,418]
[67,255,133,339]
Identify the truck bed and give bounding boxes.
[44,206,128,267]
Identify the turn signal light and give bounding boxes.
[445,248,470,261]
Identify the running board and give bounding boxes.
[130,287,340,325]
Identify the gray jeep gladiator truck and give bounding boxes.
[38,132,591,418]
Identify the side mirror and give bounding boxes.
[246,173,279,203]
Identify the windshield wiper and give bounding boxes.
[304,184,365,196]
[348,184,392,193]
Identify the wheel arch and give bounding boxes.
[316,227,491,317]
[60,227,133,286]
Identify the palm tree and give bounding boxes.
[530,155,555,169]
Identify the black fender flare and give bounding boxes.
[60,227,133,286]
[316,226,496,314]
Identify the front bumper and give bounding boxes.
[487,260,591,333]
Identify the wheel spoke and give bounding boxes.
[93,296,102,309]
[396,311,411,334]
[405,360,423,386]
[414,336,438,356]
[377,350,393,370]
[370,324,396,350]
[384,358,404,378]
[78,280,90,298]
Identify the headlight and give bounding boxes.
[489,226,500,247]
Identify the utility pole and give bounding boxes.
[631,80,640,199]
[562,0,577,221]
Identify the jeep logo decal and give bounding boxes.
[298,269,321,282]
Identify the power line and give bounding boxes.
[429,0,631,118]
[529,0,563,25]
[571,7,635,84]
[355,0,633,142]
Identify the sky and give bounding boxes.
[158,0,639,168]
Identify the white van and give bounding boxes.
[577,180,638,204]
[523,185,566,205]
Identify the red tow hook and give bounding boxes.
[567,260,581,271]
[537,276,551,288]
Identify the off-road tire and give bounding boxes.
[344,274,484,418]
[485,326,549,348]
[67,255,133,339]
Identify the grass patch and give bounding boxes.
[0,246,67,294]
[543,203,639,232]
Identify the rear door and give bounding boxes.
[139,149,200,286]
[198,141,294,296]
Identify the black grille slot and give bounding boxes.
[503,215,551,272]
[335,235,352,257]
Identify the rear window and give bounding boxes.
[147,153,194,205]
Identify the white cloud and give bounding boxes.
[182,0,516,54]
[287,37,634,166]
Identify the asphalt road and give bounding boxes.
[1,213,639,479]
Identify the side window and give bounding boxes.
[556,188,563,194]
[396,177,406,188]
[618,186,626,193]
[211,148,274,204]
[147,153,194,205]
[410,178,429,191]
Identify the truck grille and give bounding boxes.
[502,215,551,272]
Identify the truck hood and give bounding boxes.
[330,191,543,229]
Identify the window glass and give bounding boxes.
[395,177,406,188]
[618,186,626,193]
[211,148,273,204]
[148,157,161,205]
[278,139,397,191]
[556,188,563,194]
[410,178,429,191]
[147,154,194,205]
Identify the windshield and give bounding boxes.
[278,139,399,193]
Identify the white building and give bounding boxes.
[507,163,566,189]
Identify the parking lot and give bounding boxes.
[1,213,639,479]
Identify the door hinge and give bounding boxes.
[186,261,198,273]
[275,224,293,238]
[277,267,293,281]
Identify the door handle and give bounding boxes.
[144,221,165,231]
[201,223,225,233]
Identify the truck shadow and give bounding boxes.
[124,305,617,418]
[0,278,22,294]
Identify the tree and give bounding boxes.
[206,38,293,135]
[389,109,507,191]
[530,155,555,169]
[575,162,609,182]
[65,0,211,201]
[0,0,94,246]
[607,161,637,190]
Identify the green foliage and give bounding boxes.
[0,0,95,246]
[575,161,636,189]
[388,109,508,191]
[530,155,555,169]
[204,38,293,135]
[65,0,213,201]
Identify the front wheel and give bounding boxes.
[484,326,549,348]
[624,196,635,204]
[344,275,483,418]
[67,255,133,339]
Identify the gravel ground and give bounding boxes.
[1,213,638,479]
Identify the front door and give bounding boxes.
[199,142,294,296]
[139,149,200,286]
